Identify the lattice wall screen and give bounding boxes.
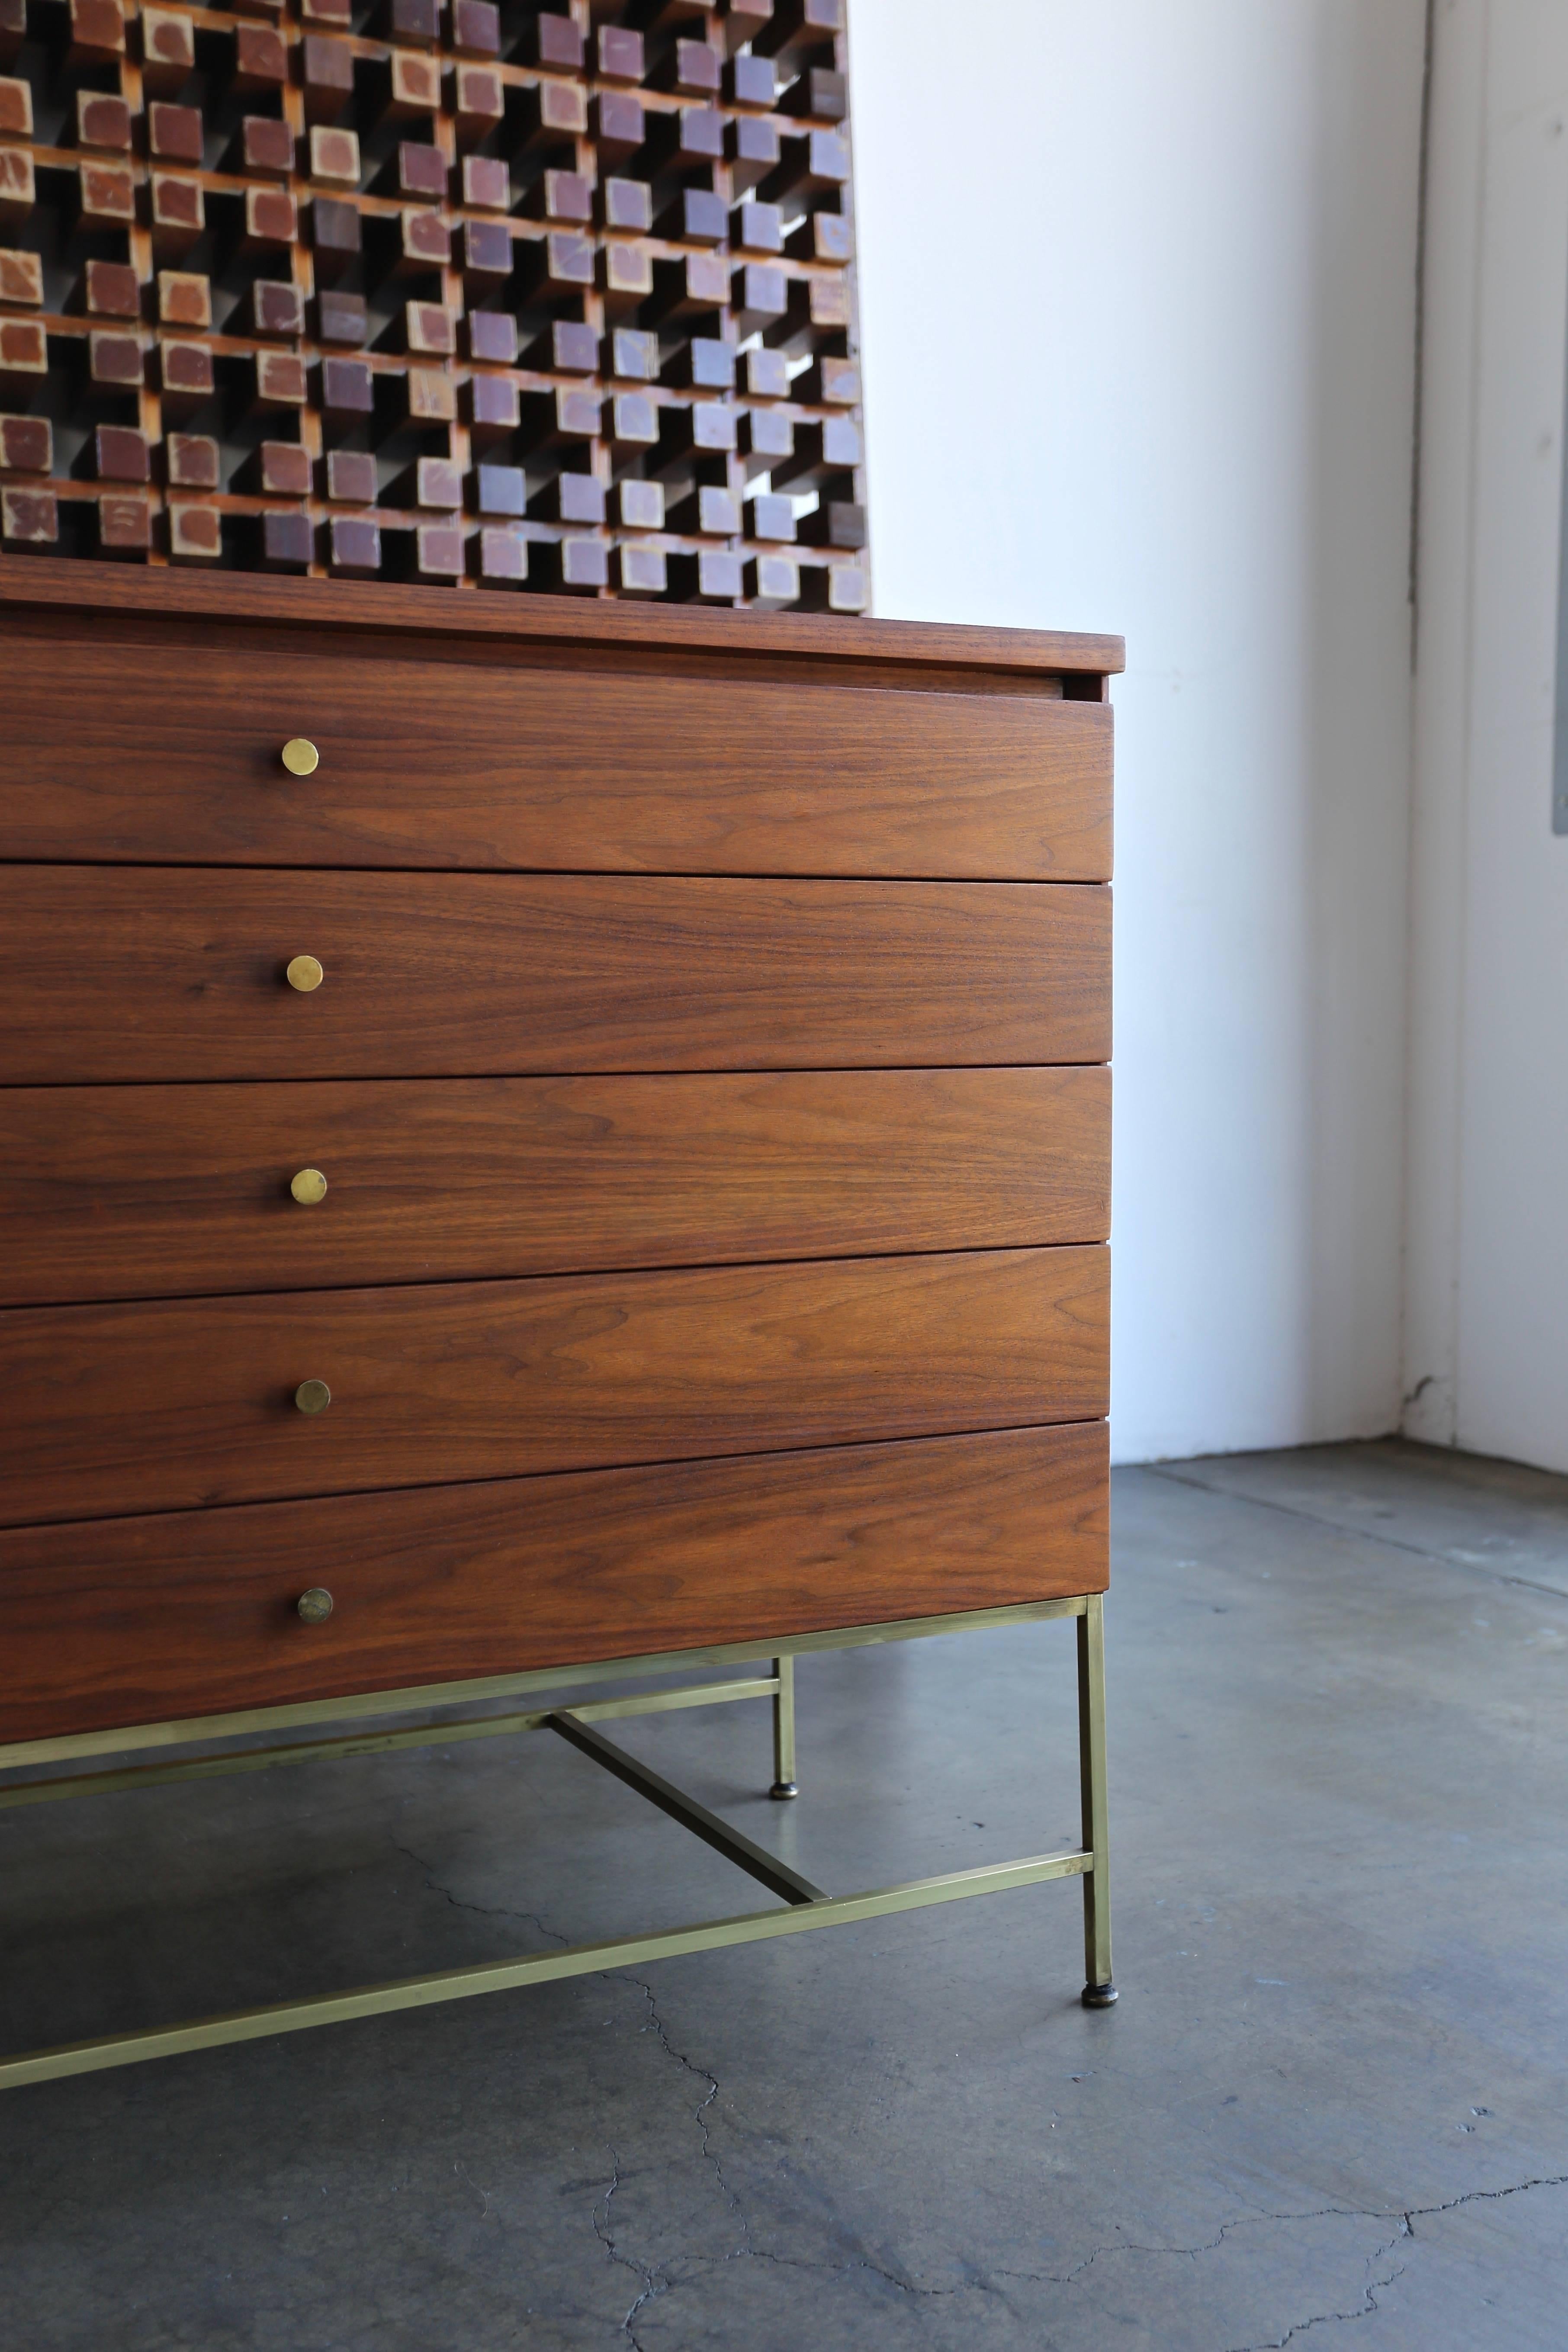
[0,0,866,604]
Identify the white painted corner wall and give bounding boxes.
[1403,0,1568,1476]
[848,0,1428,1464]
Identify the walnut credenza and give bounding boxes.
[0,566,1121,2086]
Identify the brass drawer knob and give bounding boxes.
[281,739,320,777]
[294,1378,331,1415]
[290,1167,328,1205]
[297,1587,334,1625]
[285,954,324,993]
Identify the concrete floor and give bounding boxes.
[2,1438,1566,2350]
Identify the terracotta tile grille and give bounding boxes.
[0,0,868,604]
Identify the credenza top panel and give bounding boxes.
[0,562,1125,688]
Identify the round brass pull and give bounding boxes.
[297,1587,334,1625]
[290,1167,328,1205]
[294,1378,331,1415]
[281,739,320,777]
[285,954,324,993]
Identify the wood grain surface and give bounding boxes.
[0,1067,1111,1306]
[0,1423,1110,1743]
[0,869,1111,1083]
[2,635,1112,880]
[0,562,1127,683]
[0,1246,1109,1526]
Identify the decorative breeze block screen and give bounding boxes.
[0,0,867,605]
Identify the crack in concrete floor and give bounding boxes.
[391,1834,749,2349]
[1228,2233,1409,2351]
[388,1831,973,2342]
[390,1833,1568,2349]
[603,1977,752,2349]
[596,2178,1568,2346]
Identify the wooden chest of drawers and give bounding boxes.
[0,565,1120,2081]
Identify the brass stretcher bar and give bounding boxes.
[0,1596,1115,2092]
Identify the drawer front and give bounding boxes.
[0,869,1111,1083]
[1,631,1112,881]
[0,1246,1109,1526]
[0,1067,1112,1306]
[0,1424,1109,1745]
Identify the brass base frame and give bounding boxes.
[0,1596,1115,2091]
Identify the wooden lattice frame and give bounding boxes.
[0,0,867,606]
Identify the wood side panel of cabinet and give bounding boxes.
[0,871,1111,1083]
[0,636,1113,882]
[0,1425,1110,1745]
[0,1247,1109,1527]
[0,1068,1112,1308]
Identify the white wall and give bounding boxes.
[848,1,1427,1462]
[1404,0,1568,1474]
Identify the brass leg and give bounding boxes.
[770,1655,798,1799]
[1077,1594,1117,2006]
